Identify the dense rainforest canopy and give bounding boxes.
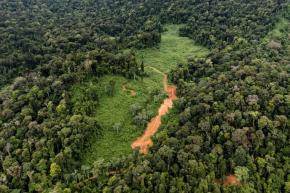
[0,0,290,192]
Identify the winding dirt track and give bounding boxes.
[131,67,177,154]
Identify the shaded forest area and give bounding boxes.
[0,0,289,192]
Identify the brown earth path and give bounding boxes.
[131,67,177,154]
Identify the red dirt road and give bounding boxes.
[131,74,177,154]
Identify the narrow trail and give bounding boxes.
[146,66,167,91]
[131,67,177,154]
[146,66,166,75]
[122,84,137,96]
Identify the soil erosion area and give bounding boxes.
[131,69,177,154]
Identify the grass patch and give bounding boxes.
[263,17,289,43]
[76,74,164,164]
[72,24,208,164]
[136,24,209,73]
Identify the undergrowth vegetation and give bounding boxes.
[0,1,289,192]
[71,25,208,163]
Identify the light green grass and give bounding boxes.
[74,24,208,164]
[137,24,209,73]
[263,17,289,43]
[78,74,163,164]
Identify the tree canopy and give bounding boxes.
[0,0,289,192]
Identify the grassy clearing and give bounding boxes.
[76,74,163,164]
[73,24,208,164]
[262,5,290,42]
[136,24,209,73]
[263,17,289,43]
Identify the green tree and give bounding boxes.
[234,166,249,182]
[50,162,61,178]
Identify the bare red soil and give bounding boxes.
[214,174,240,187]
[131,74,177,154]
[223,175,240,186]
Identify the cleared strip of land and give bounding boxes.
[71,25,209,163]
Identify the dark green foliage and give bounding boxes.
[0,0,162,87]
[0,0,289,192]
[72,1,289,193]
[179,0,286,48]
